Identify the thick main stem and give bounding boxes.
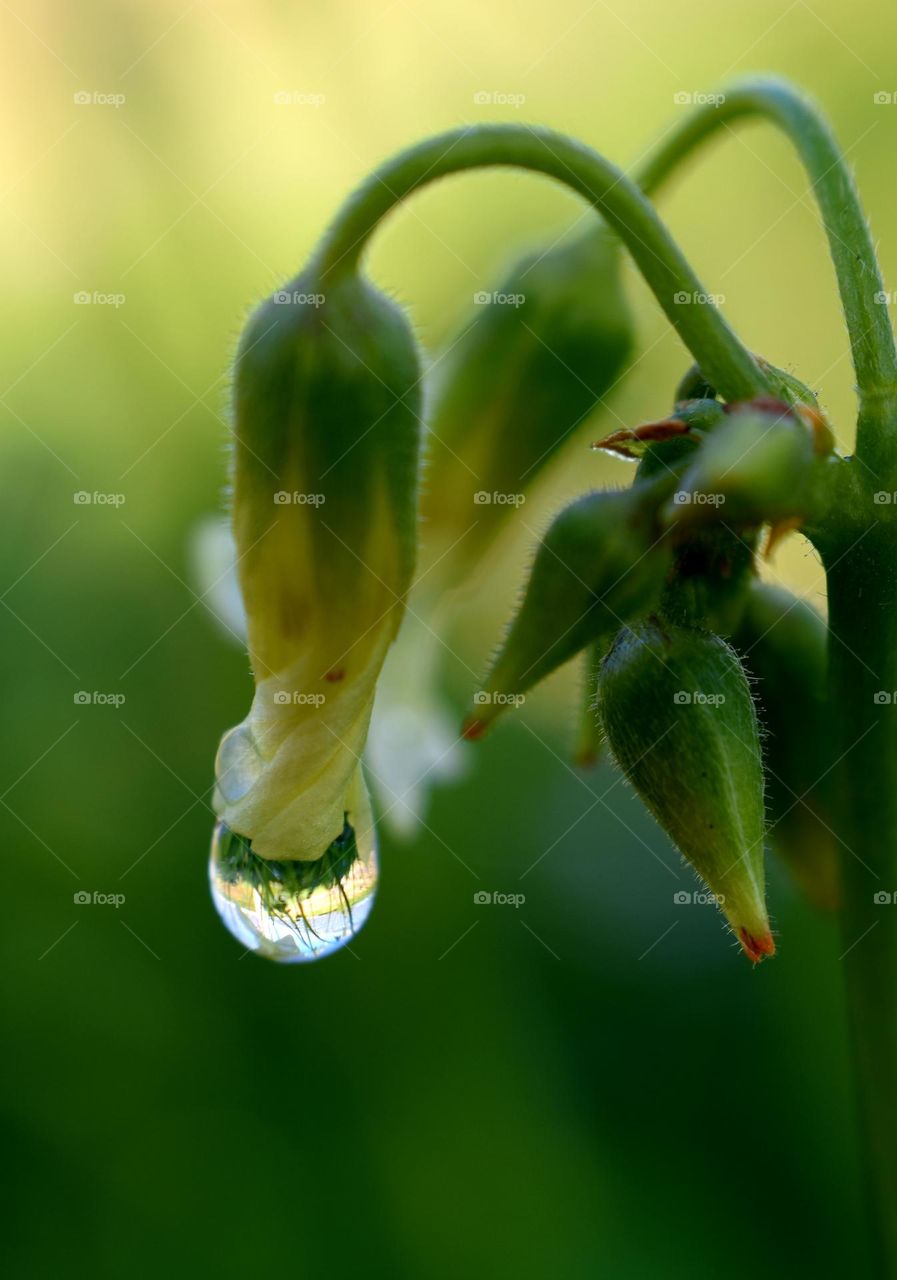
[639,77,897,477]
[826,533,897,1274]
[315,124,769,403]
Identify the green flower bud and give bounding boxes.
[424,226,633,573]
[663,403,821,530]
[463,487,671,737]
[598,619,774,962]
[215,266,422,863]
[733,582,839,911]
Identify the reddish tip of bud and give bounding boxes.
[592,419,690,458]
[738,927,776,964]
[461,716,488,742]
[574,749,599,769]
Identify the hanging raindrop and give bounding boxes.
[209,780,378,962]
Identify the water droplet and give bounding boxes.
[208,785,378,963]
[214,723,263,804]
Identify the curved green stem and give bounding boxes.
[315,124,770,403]
[637,77,897,476]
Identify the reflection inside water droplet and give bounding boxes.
[209,800,378,963]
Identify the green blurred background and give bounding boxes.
[3,0,894,1274]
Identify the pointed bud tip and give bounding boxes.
[738,927,776,964]
[461,715,489,742]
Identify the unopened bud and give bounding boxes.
[598,619,774,962]
[463,487,671,736]
[664,403,822,529]
[424,226,633,574]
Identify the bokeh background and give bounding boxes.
[3,0,893,1274]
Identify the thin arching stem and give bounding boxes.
[637,77,897,476]
[314,124,771,404]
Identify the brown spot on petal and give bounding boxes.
[324,669,345,683]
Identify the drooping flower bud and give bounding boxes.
[598,618,774,962]
[463,486,672,737]
[209,264,422,961]
[663,402,825,530]
[423,225,633,575]
[733,581,839,910]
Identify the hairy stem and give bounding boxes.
[826,534,897,1274]
[315,124,770,402]
[638,76,897,476]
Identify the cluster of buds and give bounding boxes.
[463,365,838,961]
